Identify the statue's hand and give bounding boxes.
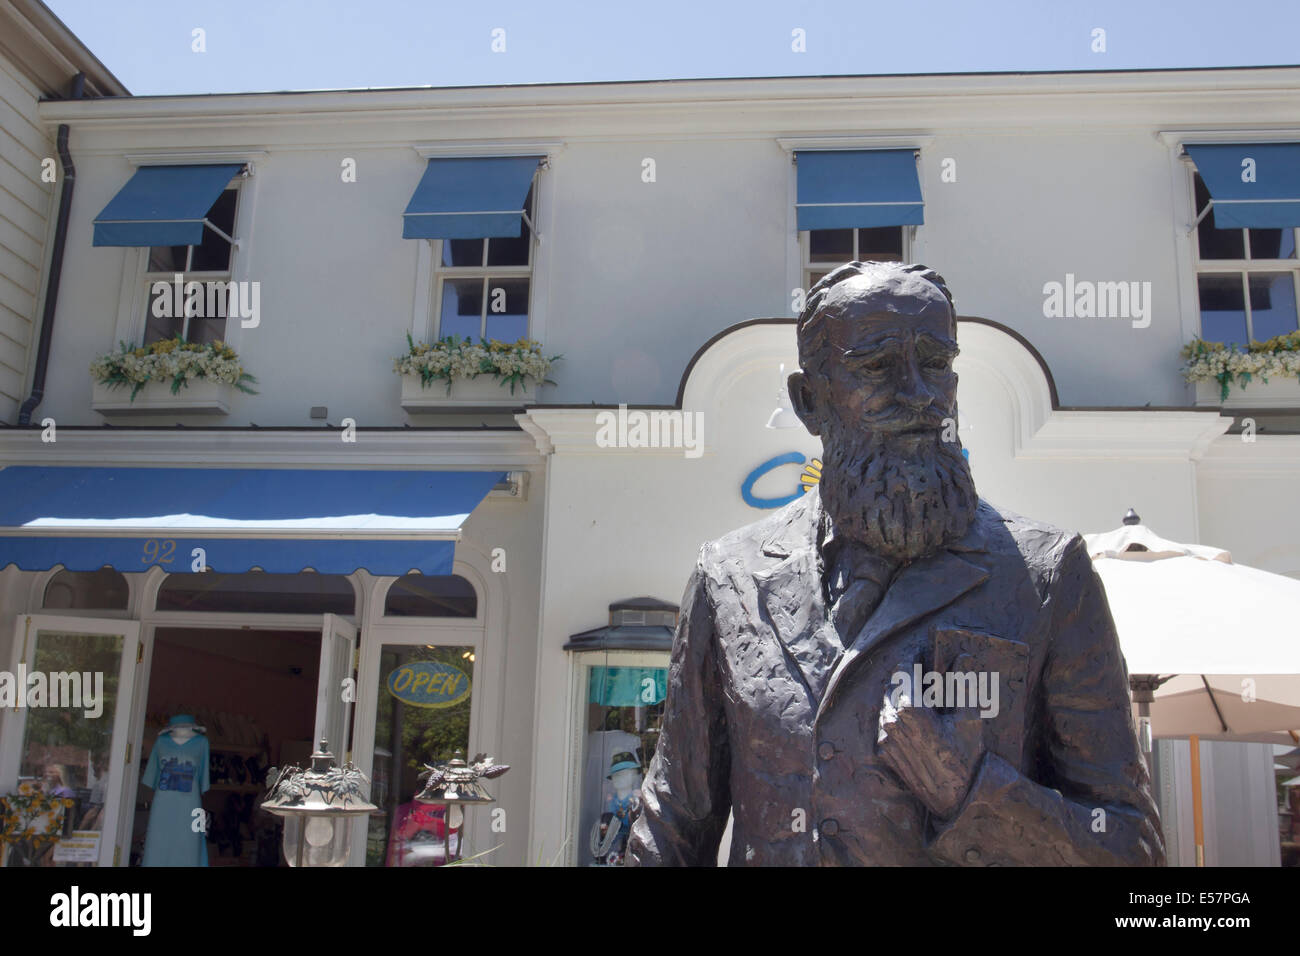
[876,693,984,820]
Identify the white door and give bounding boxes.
[313,613,357,764]
[0,614,141,867]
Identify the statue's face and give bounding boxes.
[812,274,958,439]
[791,269,977,562]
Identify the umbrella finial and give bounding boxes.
[1122,508,1141,526]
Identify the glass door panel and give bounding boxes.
[366,644,474,867]
[1,615,140,867]
[313,613,356,763]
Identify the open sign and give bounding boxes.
[387,661,471,709]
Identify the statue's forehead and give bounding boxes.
[819,276,953,340]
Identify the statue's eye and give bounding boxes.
[923,357,951,372]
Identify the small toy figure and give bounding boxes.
[589,752,642,866]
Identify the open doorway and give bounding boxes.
[128,627,322,867]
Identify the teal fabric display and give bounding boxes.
[140,721,211,867]
[588,666,668,707]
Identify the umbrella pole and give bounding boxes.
[1189,734,1205,867]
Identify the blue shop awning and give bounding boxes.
[93,164,244,247]
[0,467,504,575]
[795,149,924,231]
[1185,143,1300,229]
[403,155,542,240]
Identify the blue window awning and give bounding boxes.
[1185,143,1300,229]
[93,164,244,247]
[403,156,542,240]
[795,149,924,231]
[0,467,503,575]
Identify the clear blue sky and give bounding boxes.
[47,0,1300,96]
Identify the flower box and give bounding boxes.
[92,379,234,415]
[400,373,536,411]
[1194,377,1300,409]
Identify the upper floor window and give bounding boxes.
[435,181,536,342]
[1186,144,1300,346]
[802,225,907,291]
[143,184,241,345]
[793,148,922,294]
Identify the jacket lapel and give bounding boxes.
[813,518,993,723]
[752,491,837,704]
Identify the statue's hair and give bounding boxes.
[796,261,955,372]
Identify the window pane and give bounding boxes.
[147,246,188,273]
[1198,274,1248,344]
[43,569,129,610]
[441,239,484,268]
[384,575,477,617]
[856,226,903,261]
[1248,273,1299,341]
[367,645,474,867]
[143,289,184,343]
[483,277,529,341]
[486,219,532,267]
[439,279,483,340]
[190,189,237,272]
[1194,174,1245,260]
[1248,228,1297,260]
[486,183,535,266]
[155,573,354,614]
[186,316,226,345]
[10,628,125,866]
[809,229,853,261]
[579,665,666,866]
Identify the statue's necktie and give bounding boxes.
[828,546,896,648]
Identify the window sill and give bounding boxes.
[92,379,233,416]
[1194,377,1300,409]
[400,374,536,411]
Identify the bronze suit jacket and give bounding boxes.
[626,489,1165,866]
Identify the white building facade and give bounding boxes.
[1,66,1298,867]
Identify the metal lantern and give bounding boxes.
[414,751,509,864]
[261,737,378,867]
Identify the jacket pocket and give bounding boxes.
[931,626,1030,767]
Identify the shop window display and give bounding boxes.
[367,644,475,866]
[579,665,667,866]
[7,630,125,867]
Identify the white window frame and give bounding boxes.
[800,225,913,294]
[349,557,504,867]
[408,142,563,348]
[777,136,932,314]
[565,648,671,867]
[139,183,243,346]
[430,177,539,343]
[111,151,266,355]
[1189,169,1300,344]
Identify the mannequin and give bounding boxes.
[140,714,211,867]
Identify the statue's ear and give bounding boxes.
[788,370,822,436]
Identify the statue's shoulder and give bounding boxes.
[976,498,1087,577]
[698,491,819,568]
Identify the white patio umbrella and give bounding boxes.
[1085,509,1300,866]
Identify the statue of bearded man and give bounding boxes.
[626,261,1164,867]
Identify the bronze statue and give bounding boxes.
[626,261,1164,866]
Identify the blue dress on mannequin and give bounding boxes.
[141,717,210,867]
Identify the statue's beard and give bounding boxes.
[819,419,978,563]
